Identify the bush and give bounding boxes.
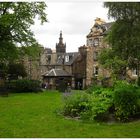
[7,79,41,93]
[63,81,140,122]
[86,88,114,121]
[137,77,140,86]
[113,81,139,122]
[86,84,102,94]
[63,92,90,117]
[63,88,114,121]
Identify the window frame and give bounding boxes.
[93,66,99,76]
[94,38,99,46]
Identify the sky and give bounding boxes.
[31,1,113,52]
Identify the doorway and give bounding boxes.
[75,78,83,90]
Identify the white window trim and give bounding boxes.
[65,55,69,62]
[94,67,99,76]
[132,69,138,77]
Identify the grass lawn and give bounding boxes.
[0,90,140,138]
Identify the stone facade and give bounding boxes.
[72,46,87,89]
[23,18,139,89]
[83,18,112,86]
[85,17,139,85]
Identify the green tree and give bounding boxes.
[98,48,127,80]
[0,2,47,62]
[7,63,27,80]
[102,2,140,79]
[20,43,42,60]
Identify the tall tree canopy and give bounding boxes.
[0,2,47,62]
[100,2,140,79]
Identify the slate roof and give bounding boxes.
[87,21,113,37]
[56,52,79,65]
[102,22,113,29]
[102,22,113,35]
[42,69,72,77]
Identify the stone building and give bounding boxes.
[22,19,113,89]
[40,31,80,89]
[84,17,139,86]
[84,18,112,86]
[23,18,139,89]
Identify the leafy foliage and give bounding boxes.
[63,88,114,121]
[7,79,41,93]
[63,80,140,122]
[137,77,140,86]
[20,44,42,60]
[0,63,8,78]
[63,93,90,117]
[0,2,47,45]
[86,88,114,121]
[113,81,139,122]
[0,2,47,62]
[102,2,140,79]
[7,63,27,80]
[0,41,18,62]
[98,48,128,79]
[86,84,102,94]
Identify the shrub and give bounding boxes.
[86,84,102,94]
[0,85,8,97]
[87,88,114,121]
[63,92,90,117]
[63,89,114,122]
[137,77,140,86]
[113,81,139,122]
[7,79,41,93]
[7,63,27,80]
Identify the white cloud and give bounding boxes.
[31,1,112,52]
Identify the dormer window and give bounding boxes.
[65,55,69,62]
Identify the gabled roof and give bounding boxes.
[87,21,114,37]
[42,68,72,77]
[102,22,114,35]
[102,22,113,29]
[56,52,79,65]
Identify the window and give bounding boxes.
[132,68,138,76]
[69,55,73,61]
[65,55,69,62]
[57,55,62,64]
[93,51,98,61]
[93,67,99,76]
[87,39,93,46]
[94,38,99,46]
[47,55,51,64]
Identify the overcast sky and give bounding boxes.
[31,1,113,52]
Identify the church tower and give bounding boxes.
[56,31,66,53]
